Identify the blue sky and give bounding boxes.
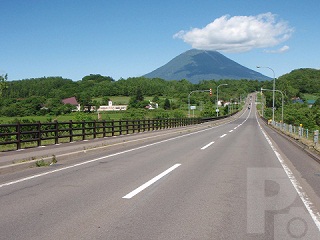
[1,0,319,81]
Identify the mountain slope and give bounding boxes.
[144,49,270,83]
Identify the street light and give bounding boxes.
[261,88,284,124]
[216,84,228,116]
[257,66,276,122]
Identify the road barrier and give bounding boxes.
[267,120,320,151]
[0,114,233,151]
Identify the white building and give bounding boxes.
[97,101,127,111]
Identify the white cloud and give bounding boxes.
[264,45,290,53]
[173,13,294,53]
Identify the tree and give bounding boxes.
[78,92,94,112]
[81,74,114,83]
[152,96,160,102]
[135,88,144,102]
[312,97,320,109]
[128,89,148,109]
[101,96,111,105]
[164,98,171,110]
[0,74,8,97]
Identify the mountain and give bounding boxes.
[144,49,270,83]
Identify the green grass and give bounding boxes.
[35,155,57,167]
[93,96,131,105]
[0,113,119,124]
[0,109,186,124]
[0,114,82,124]
[302,93,319,101]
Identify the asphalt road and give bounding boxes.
[1,96,320,239]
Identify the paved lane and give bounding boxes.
[0,96,320,239]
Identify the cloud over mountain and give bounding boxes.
[173,13,294,53]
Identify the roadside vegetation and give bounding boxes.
[0,68,319,130]
[259,68,320,130]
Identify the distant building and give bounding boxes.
[223,101,238,107]
[145,101,158,110]
[307,99,316,108]
[97,101,127,111]
[62,98,127,112]
[292,97,304,104]
[62,97,81,111]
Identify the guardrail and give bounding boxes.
[0,114,233,151]
[263,118,320,152]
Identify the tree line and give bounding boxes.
[0,74,259,117]
[260,68,320,129]
[1,69,320,129]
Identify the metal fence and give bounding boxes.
[0,115,231,151]
[270,120,319,147]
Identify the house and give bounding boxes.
[97,101,127,111]
[145,101,158,110]
[307,100,316,108]
[292,97,304,104]
[62,97,81,111]
[223,101,238,107]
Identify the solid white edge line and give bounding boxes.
[201,141,215,150]
[256,112,320,231]
[122,164,181,199]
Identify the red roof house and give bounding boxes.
[62,97,80,111]
[62,97,78,105]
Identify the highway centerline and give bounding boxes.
[122,164,181,199]
[201,141,215,150]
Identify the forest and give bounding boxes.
[0,68,320,130]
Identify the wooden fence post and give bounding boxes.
[119,120,123,135]
[16,122,21,150]
[102,120,106,138]
[82,121,86,140]
[112,120,115,136]
[69,120,73,142]
[94,120,97,139]
[37,121,41,147]
[126,120,129,134]
[54,120,59,144]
